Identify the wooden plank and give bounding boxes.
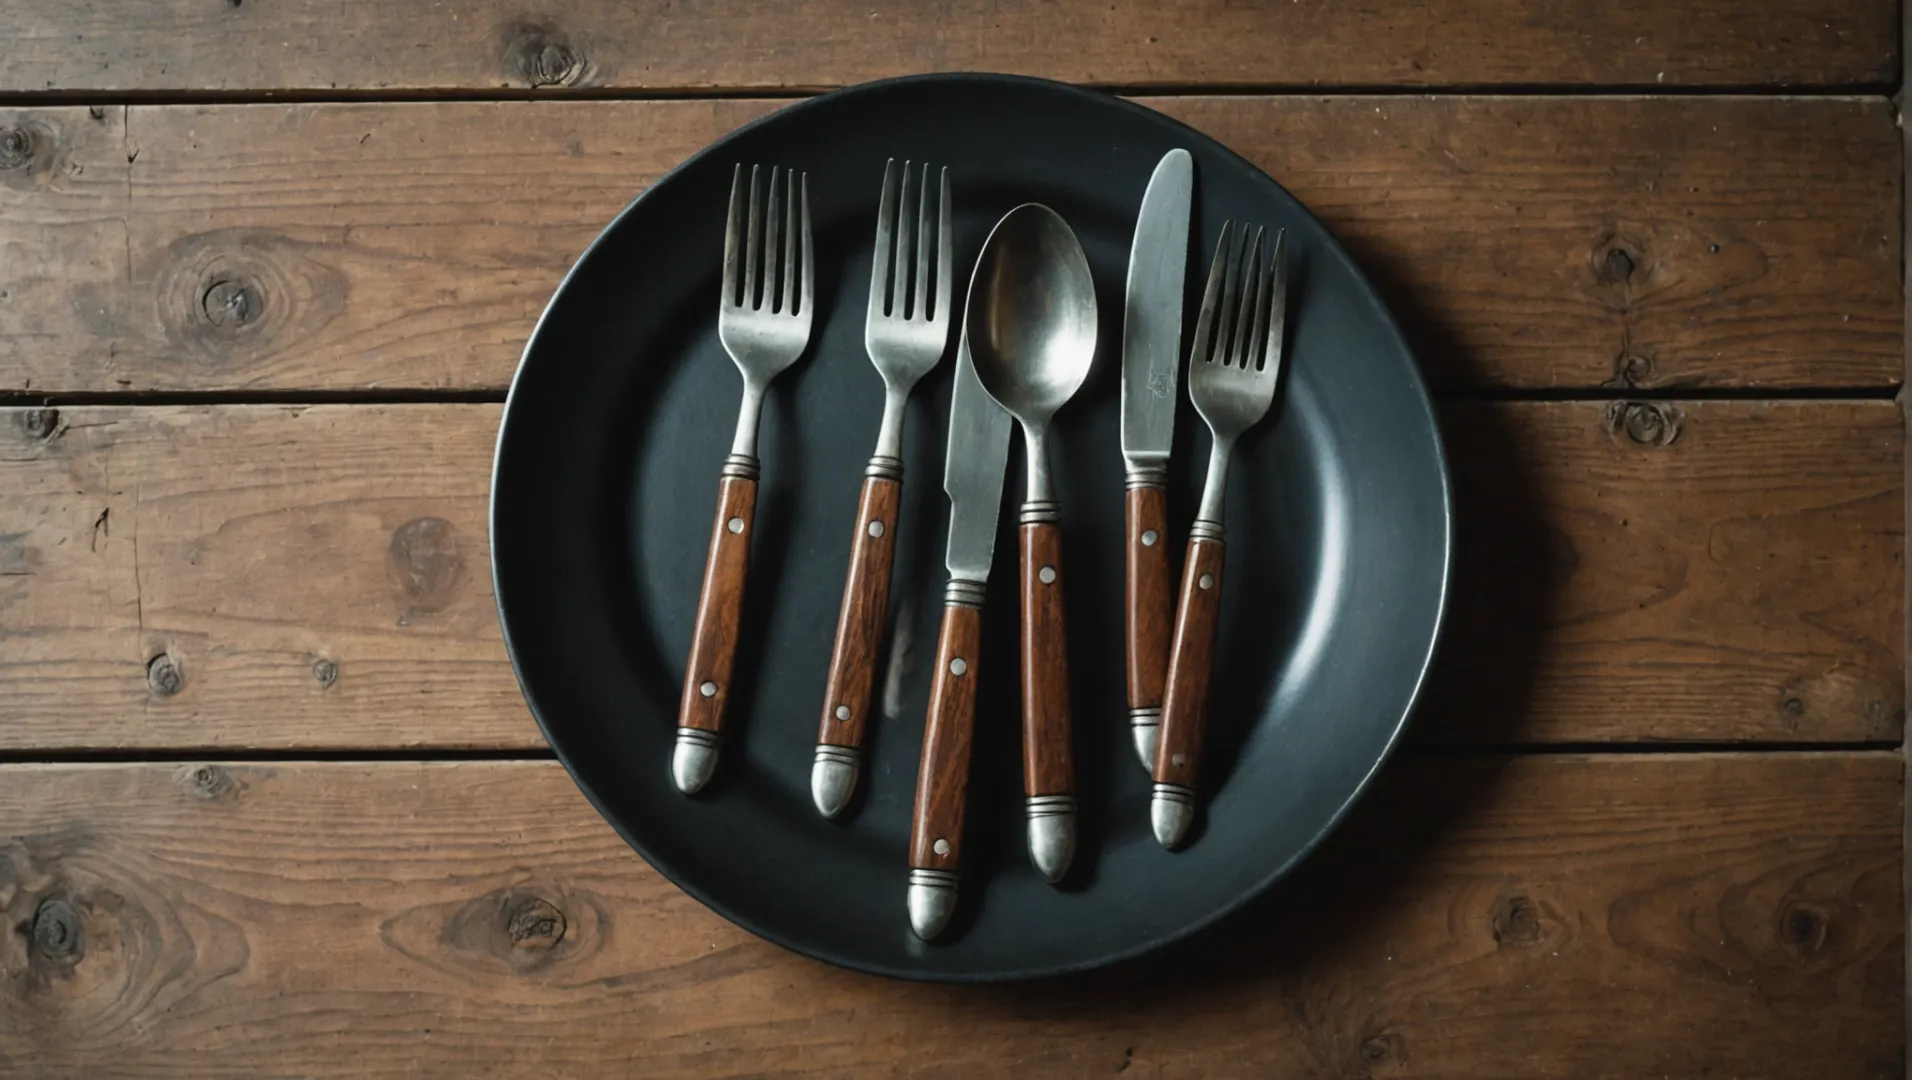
[0,96,1896,393]
[0,754,1899,1077]
[3,0,1895,93]
[0,401,1897,751]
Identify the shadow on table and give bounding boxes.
[977,240,1565,1011]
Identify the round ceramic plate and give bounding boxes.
[491,73,1450,981]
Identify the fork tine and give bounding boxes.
[1261,229,1289,377]
[893,161,916,318]
[798,172,814,321]
[912,163,933,322]
[743,165,763,309]
[1189,222,1233,366]
[782,169,800,317]
[868,160,899,321]
[721,164,746,308]
[1246,231,1274,371]
[1211,223,1246,365]
[1230,228,1264,368]
[933,167,953,323]
[762,167,783,313]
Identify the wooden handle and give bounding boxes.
[817,472,902,748]
[678,473,757,733]
[909,602,983,869]
[1125,485,1172,716]
[1155,536,1225,786]
[1019,521,1074,798]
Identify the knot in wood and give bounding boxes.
[312,657,339,687]
[1778,903,1828,953]
[1359,1033,1402,1068]
[0,127,35,170]
[19,407,59,440]
[1783,697,1805,717]
[31,895,82,962]
[1602,247,1635,282]
[505,896,567,950]
[202,277,263,331]
[1492,893,1542,946]
[506,21,585,88]
[1606,401,1681,448]
[180,763,239,800]
[147,653,183,696]
[388,517,465,623]
[1593,233,1646,286]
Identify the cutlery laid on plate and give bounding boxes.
[1119,149,1194,772]
[1152,222,1289,849]
[966,204,1099,884]
[813,160,955,819]
[906,325,1013,940]
[673,163,814,796]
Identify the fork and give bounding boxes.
[811,160,954,818]
[673,163,814,796]
[1150,222,1289,848]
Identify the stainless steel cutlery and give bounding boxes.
[1119,149,1194,772]
[1152,222,1290,849]
[673,163,814,796]
[813,160,955,818]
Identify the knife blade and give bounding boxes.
[943,331,1014,588]
[906,327,1012,941]
[1119,148,1194,773]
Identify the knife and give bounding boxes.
[1120,149,1195,772]
[906,326,1012,942]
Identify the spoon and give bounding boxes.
[965,203,1098,884]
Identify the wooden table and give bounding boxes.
[0,3,1904,1076]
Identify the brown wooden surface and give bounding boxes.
[678,475,755,734]
[1124,484,1172,721]
[1018,522,1075,798]
[910,602,983,871]
[1156,538,1225,788]
[818,474,901,750]
[0,96,1897,394]
[0,754,1898,1078]
[4,0,1894,94]
[0,400,1894,751]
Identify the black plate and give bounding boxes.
[491,74,1451,981]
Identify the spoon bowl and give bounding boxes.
[965,204,1098,432]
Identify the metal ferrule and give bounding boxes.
[1188,518,1225,542]
[671,727,721,796]
[945,578,987,608]
[907,868,961,941]
[720,453,761,481]
[1019,499,1060,525]
[1151,782,1195,805]
[864,454,904,482]
[810,745,862,819]
[1026,794,1077,818]
[1124,464,1170,490]
[909,868,960,888]
[1129,706,1162,772]
[1150,781,1197,850]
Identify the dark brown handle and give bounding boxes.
[1155,536,1225,787]
[1125,485,1172,717]
[678,473,757,734]
[1019,521,1074,798]
[817,473,902,748]
[910,602,983,870]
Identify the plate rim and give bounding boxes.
[490,70,1455,982]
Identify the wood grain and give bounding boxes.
[1156,537,1224,789]
[0,401,1895,751]
[1124,485,1172,724]
[817,474,901,750]
[679,475,755,735]
[0,96,1895,393]
[3,0,1894,93]
[910,602,982,871]
[1018,522,1074,798]
[0,754,1897,1077]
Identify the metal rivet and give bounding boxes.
[867,520,885,538]
[1172,752,1187,766]
[1141,529,1158,546]
[835,705,851,721]
[933,838,950,856]
[1038,566,1056,585]
[949,657,967,676]
[699,681,717,698]
[726,517,744,534]
[1198,573,1214,590]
